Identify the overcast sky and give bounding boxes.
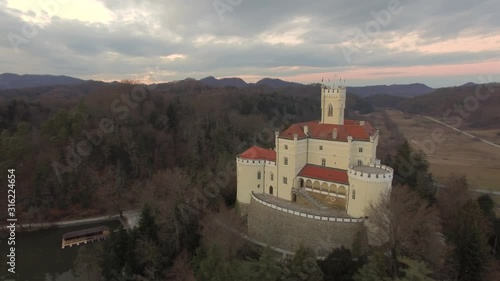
[1,0,499,87]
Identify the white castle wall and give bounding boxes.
[236,158,273,205]
[276,137,308,201]
[346,164,393,218]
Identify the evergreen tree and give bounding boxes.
[247,248,284,281]
[193,245,236,281]
[453,201,490,281]
[477,194,495,219]
[392,141,435,201]
[283,245,323,281]
[398,257,436,281]
[354,252,390,281]
[137,204,159,243]
[320,247,364,281]
[166,103,178,132]
[101,228,129,280]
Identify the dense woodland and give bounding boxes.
[1,80,499,280]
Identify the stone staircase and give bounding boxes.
[295,188,328,210]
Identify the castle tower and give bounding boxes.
[320,83,346,125]
[347,164,393,218]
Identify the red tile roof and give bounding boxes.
[279,120,376,141]
[298,164,349,184]
[239,146,276,161]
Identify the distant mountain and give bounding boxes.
[198,77,433,97]
[459,82,478,87]
[255,78,304,88]
[199,76,306,88]
[348,83,434,98]
[199,76,247,87]
[0,73,84,89]
[366,83,500,128]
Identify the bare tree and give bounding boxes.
[139,168,191,251]
[436,175,471,233]
[366,185,445,277]
[199,205,248,259]
[165,250,197,281]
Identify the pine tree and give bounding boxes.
[398,257,435,281]
[247,248,284,281]
[453,201,490,281]
[320,246,364,281]
[137,205,159,243]
[354,252,390,281]
[284,245,323,281]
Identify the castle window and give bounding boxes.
[257,184,260,188]
[352,190,356,199]
[257,171,261,179]
[321,158,326,166]
[284,144,288,150]
[284,157,288,165]
[359,147,363,153]
[319,145,323,150]
[283,177,288,184]
[328,104,333,116]
[357,160,362,166]
[270,172,274,181]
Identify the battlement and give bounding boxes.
[348,164,393,182]
[237,157,276,166]
[321,86,346,95]
[251,192,363,222]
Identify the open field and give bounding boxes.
[463,128,500,145]
[384,109,500,191]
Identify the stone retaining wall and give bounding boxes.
[247,195,364,256]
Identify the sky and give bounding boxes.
[1,0,499,87]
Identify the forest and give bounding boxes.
[0,79,499,280]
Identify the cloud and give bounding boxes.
[0,0,499,87]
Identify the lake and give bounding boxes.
[1,220,122,281]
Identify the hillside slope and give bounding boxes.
[0,73,84,89]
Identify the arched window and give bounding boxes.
[270,172,274,181]
[257,171,261,179]
[328,104,333,116]
[269,186,273,195]
[284,157,288,165]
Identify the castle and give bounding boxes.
[236,82,394,254]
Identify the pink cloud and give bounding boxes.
[278,60,500,83]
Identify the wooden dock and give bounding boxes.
[61,226,110,249]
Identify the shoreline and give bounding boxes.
[0,214,129,234]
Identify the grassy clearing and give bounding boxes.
[384,110,500,191]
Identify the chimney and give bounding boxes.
[303,125,309,135]
[293,133,298,141]
[332,128,338,139]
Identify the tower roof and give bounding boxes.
[298,164,349,184]
[239,146,276,161]
[279,119,376,141]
